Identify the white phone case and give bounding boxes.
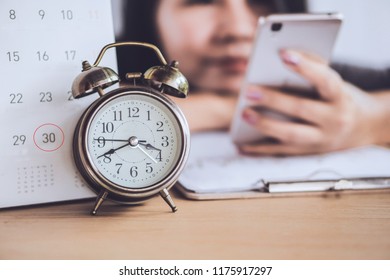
[230,13,343,144]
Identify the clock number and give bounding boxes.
[9,10,16,20]
[96,136,106,148]
[40,92,52,102]
[13,135,26,146]
[128,107,140,118]
[37,51,49,61]
[38,10,45,20]
[147,110,151,121]
[42,133,55,143]
[156,151,162,162]
[113,111,123,121]
[7,51,20,62]
[130,166,138,178]
[61,10,73,20]
[161,136,169,147]
[9,93,23,104]
[101,122,114,133]
[146,163,153,174]
[115,163,123,174]
[103,154,111,164]
[156,121,164,132]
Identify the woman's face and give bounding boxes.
[157,0,273,94]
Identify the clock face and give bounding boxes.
[85,92,184,189]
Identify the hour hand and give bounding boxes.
[138,140,161,151]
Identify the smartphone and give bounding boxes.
[230,13,343,144]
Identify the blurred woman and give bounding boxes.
[118,0,390,155]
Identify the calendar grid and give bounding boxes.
[0,0,118,208]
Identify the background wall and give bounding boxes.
[112,0,390,68]
[111,0,125,39]
[307,0,390,68]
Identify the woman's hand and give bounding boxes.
[173,91,237,132]
[238,50,387,155]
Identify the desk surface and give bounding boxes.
[1,190,390,260]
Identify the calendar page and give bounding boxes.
[0,0,118,208]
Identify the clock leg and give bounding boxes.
[160,188,178,213]
[90,190,108,215]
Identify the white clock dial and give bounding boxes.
[86,92,183,189]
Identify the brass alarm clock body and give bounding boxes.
[71,42,190,215]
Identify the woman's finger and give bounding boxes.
[242,108,323,144]
[246,85,331,124]
[239,142,318,156]
[279,49,344,102]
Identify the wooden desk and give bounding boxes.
[1,190,390,260]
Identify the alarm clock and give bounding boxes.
[71,42,190,215]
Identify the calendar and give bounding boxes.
[0,0,118,208]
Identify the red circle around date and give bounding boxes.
[33,123,65,152]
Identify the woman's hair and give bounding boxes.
[117,0,306,78]
[116,0,160,77]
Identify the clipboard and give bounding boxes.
[176,132,390,200]
[175,178,390,200]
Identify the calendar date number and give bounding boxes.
[13,135,26,146]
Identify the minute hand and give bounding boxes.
[93,138,128,143]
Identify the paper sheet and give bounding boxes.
[0,0,117,208]
[179,132,390,194]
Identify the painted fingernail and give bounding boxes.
[246,88,263,101]
[242,110,258,125]
[280,49,300,66]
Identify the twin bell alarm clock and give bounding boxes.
[71,42,190,215]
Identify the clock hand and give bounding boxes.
[97,137,160,161]
[137,145,158,163]
[97,142,130,159]
[138,140,162,152]
[93,138,128,143]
